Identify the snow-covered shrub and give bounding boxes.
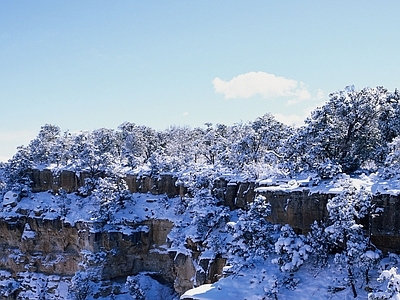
[368,267,400,300]
[57,188,71,217]
[78,177,97,197]
[249,194,272,218]
[325,186,372,245]
[148,150,182,174]
[272,225,311,272]
[0,270,19,298]
[317,159,342,179]
[78,250,108,281]
[81,176,129,222]
[69,271,90,300]
[263,276,279,299]
[189,192,229,242]
[125,276,146,300]
[177,165,218,196]
[168,191,230,256]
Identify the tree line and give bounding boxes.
[2,86,400,190]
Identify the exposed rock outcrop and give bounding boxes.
[370,193,400,253]
[125,174,186,198]
[257,189,400,253]
[29,169,187,198]
[259,190,332,235]
[0,214,225,298]
[212,177,255,210]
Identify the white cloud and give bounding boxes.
[274,113,306,127]
[182,112,189,117]
[274,99,327,127]
[287,86,312,105]
[0,156,11,163]
[212,71,311,101]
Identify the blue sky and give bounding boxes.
[1,1,400,161]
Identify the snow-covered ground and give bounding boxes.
[256,172,400,196]
[181,256,397,300]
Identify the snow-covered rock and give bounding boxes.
[2,191,19,207]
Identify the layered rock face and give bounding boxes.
[256,190,400,253]
[0,217,80,276]
[212,177,255,210]
[27,169,400,253]
[29,169,186,198]
[370,193,400,253]
[260,190,331,235]
[0,215,225,298]
[212,175,400,253]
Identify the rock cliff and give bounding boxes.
[0,214,226,298]
[26,169,400,253]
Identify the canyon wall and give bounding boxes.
[28,169,186,198]
[0,216,224,298]
[3,169,400,297]
[27,169,400,253]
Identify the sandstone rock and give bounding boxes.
[29,169,54,192]
[59,170,79,193]
[0,213,221,297]
[261,190,331,235]
[235,181,255,208]
[172,252,196,295]
[369,193,400,253]
[212,178,255,210]
[197,256,226,285]
[125,174,184,198]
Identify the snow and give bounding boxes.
[2,190,19,206]
[181,256,395,300]
[254,172,400,196]
[0,191,185,227]
[21,223,36,240]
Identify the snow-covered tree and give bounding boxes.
[88,177,129,222]
[384,136,400,178]
[307,221,332,267]
[68,129,121,179]
[3,145,32,190]
[291,86,398,174]
[229,195,274,260]
[325,186,381,297]
[28,124,61,166]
